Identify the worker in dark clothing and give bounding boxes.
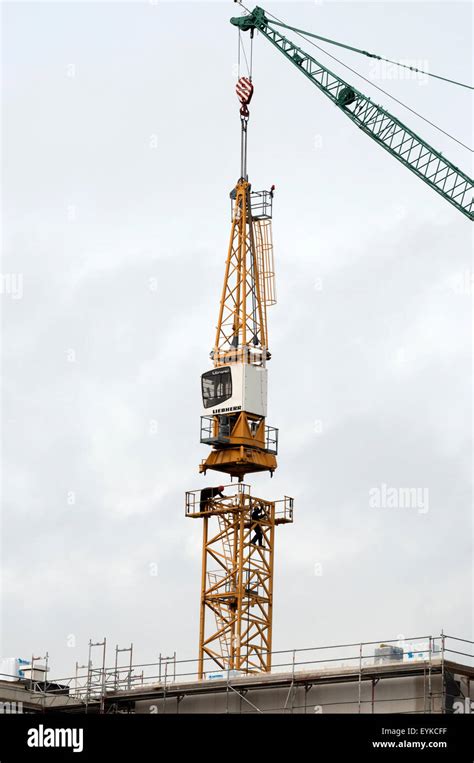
[200,485,225,513]
[250,503,265,547]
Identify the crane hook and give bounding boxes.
[236,76,254,114]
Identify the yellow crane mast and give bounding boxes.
[185,73,294,678]
[199,180,278,479]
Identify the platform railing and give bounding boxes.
[185,482,251,516]
[200,416,278,454]
[18,633,472,715]
[274,495,294,523]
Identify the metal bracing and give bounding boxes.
[28,652,49,713]
[214,179,268,368]
[85,639,106,713]
[80,640,145,712]
[114,643,134,692]
[158,653,176,684]
[188,487,293,678]
[207,513,236,660]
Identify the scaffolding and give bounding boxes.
[15,633,473,715]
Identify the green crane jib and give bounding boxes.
[231,7,473,221]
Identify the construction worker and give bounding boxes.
[250,503,265,547]
[199,485,225,513]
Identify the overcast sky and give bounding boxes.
[1,0,472,680]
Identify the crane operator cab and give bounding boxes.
[202,364,267,418]
[199,363,278,478]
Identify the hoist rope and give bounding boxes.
[238,29,241,79]
[250,28,253,79]
[239,29,252,79]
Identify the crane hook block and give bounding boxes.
[236,77,254,117]
[236,77,254,106]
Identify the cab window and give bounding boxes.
[202,368,232,409]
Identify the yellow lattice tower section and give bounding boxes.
[214,179,267,365]
[186,485,293,678]
[198,179,278,480]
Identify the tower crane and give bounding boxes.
[184,6,472,680]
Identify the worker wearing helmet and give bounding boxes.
[199,485,225,513]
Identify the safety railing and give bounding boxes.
[200,415,228,445]
[200,415,278,454]
[265,425,278,454]
[185,483,250,516]
[274,495,294,523]
[16,633,473,715]
[250,189,273,220]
